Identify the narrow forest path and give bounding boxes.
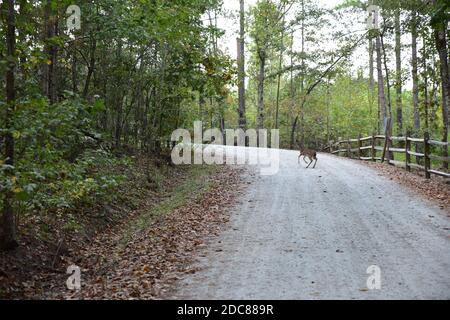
[168,149,450,300]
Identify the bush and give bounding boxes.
[0,97,129,217]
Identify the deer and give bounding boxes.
[298,144,318,169]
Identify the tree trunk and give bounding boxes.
[237,0,247,130]
[369,37,376,132]
[290,115,299,150]
[395,9,403,135]
[299,0,305,145]
[375,34,387,132]
[257,50,266,130]
[433,20,449,169]
[114,41,123,148]
[423,38,429,132]
[83,36,97,99]
[115,97,123,148]
[275,20,285,130]
[17,0,29,84]
[289,32,295,147]
[381,33,394,161]
[42,0,57,104]
[326,79,331,144]
[411,14,420,133]
[2,0,19,251]
[72,48,78,94]
[381,34,392,120]
[275,50,283,130]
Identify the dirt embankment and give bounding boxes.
[0,152,246,299]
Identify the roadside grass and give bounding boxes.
[120,164,221,246]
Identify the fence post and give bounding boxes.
[424,132,431,179]
[347,138,351,159]
[358,134,362,160]
[405,130,411,172]
[381,135,388,163]
[381,118,391,164]
[444,140,449,170]
[371,132,376,162]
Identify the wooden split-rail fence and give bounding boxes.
[324,132,450,179]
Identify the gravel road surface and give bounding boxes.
[170,149,450,300]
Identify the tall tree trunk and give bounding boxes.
[199,93,205,132]
[380,33,392,120]
[411,14,420,133]
[381,33,394,161]
[17,0,28,85]
[375,34,387,132]
[290,0,306,148]
[83,36,97,99]
[257,50,266,130]
[299,0,305,145]
[395,9,403,135]
[238,0,247,130]
[433,20,449,169]
[423,38,429,132]
[290,115,299,150]
[275,20,285,130]
[115,96,123,148]
[326,79,331,144]
[289,32,295,147]
[275,48,283,130]
[369,37,376,132]
[2,0,19,251]
[42,0,57,104]
[114,41,124,148]
[72,48,78,94]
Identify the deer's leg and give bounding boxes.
[306,158,313,168]
[303,156,309,164]
[313,157,318,169]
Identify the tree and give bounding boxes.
[375,30,387,134]
[249,0,288,130]
[238,0,247,130]
[394,7,403,134]
[411,12,420,133]
[368,35,376,132]
[41,0,58,104]
[430,0,449,168]
[275,19,285,130]
[1,0,19,250]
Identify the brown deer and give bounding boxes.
[298,144,318,169]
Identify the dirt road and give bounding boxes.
[169,149,450,300]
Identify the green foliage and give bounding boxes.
[0,0,233,226]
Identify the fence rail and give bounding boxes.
[325,132,449,179]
